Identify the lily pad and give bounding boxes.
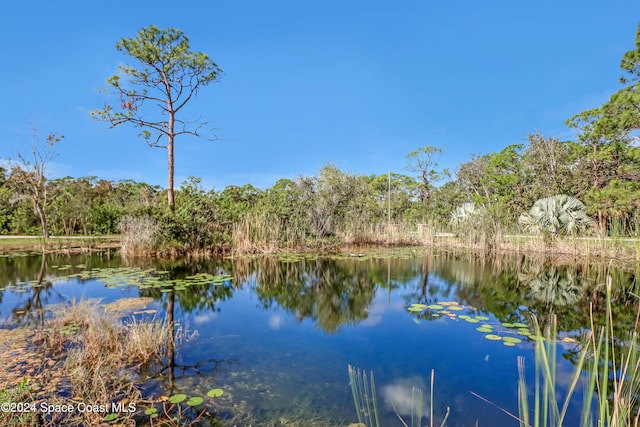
[169,394,187,404]
[448,306,464,311]
[408,304,426,312]
[475,315,489,321]
[144,407,158,416]
[186,397,204,406]
[485,334,502,341]
[207,388,224,398]
[476,327,493,333]
[503,341,516,347]
[503,337,522,344]
[427,304,443,310]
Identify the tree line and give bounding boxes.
[0,131,637,248]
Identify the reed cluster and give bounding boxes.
[119,214,159,255]
[348,365,450,427]
[517,276,640,427]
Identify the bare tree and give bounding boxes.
[6,129,63,239]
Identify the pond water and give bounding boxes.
[0,249,637,426]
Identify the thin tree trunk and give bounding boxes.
[167,135,175,207]
[422,170,430,202]
[167,98,176,208]
[34,201,49,239]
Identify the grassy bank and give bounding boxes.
[430,232,640,261]
[0,299,178,426]
[228,221,640,260]
[0,235,121,253]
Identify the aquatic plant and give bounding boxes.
[349,365,380,427]
[142,388,224,426]
[348,365,449,427]
[515,276,640,427]
[407,300,536,346]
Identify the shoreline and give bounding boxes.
[1,233,638,262]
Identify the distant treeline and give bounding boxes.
[0,128,638,253]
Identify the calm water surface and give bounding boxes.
[0,249,636,426]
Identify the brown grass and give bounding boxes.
[0,236,120,254]
[232,212,307,254]
[119,215,159,256]
[427,228,640,261]
[0,300,177,426]
[339,222,426,246]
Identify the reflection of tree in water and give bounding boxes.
[252,258,373,332]
[0,252,51,288]
[430,253,524,320]
[135,259,237,398]
[429,253,639,342]
[3,253,65,328]
[517,264,584,308]
[249,256,425,333]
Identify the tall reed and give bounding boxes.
[348,365,380,427]
[348,365,450,427]
[517,276,640,427]
[232,212,289,254]
[119,214,159,255]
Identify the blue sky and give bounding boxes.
[1,1,639,191]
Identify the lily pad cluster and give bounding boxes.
[61,267,233,291]
[143,388,224,420]
[0,252,33,258]
[41,322,81,336]
[475,323,525,346]
[408,301,485,321]
[407,301,539,346]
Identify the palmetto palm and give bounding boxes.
[518,194,594,236]
[449,202,482,227]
